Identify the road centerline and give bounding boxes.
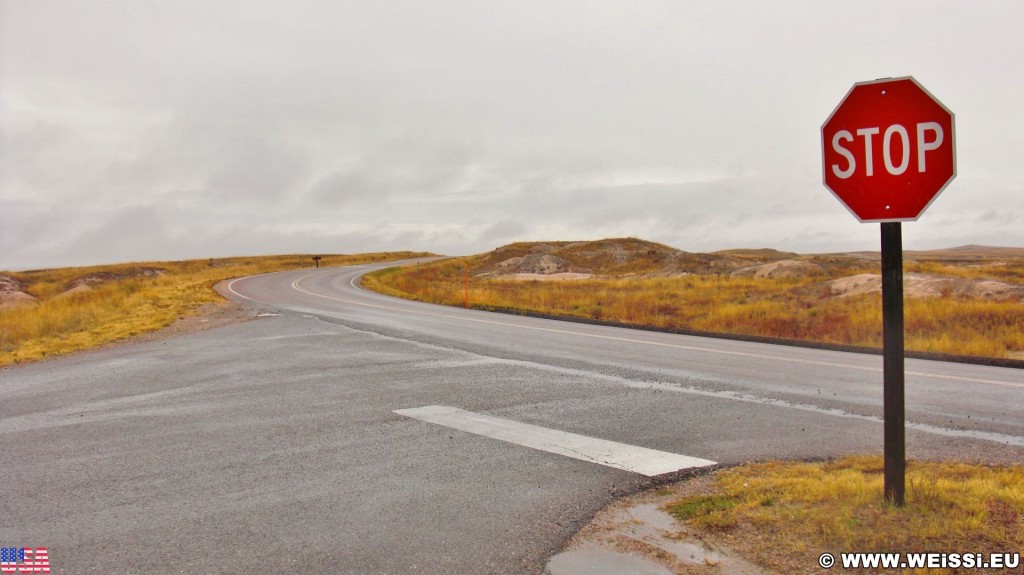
[394,405,717,477]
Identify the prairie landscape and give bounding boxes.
[4,239,1021,366]
[364,238,1024,361]
[0,252,431,367]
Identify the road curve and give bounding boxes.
[2,259,1021,575]
[227,260,1024,445]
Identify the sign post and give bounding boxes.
[822,77,955,506]
[880,221,905,504]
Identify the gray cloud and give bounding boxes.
[479,220,529,245]
[2,1,1023,269]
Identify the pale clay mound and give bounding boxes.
[828,273,1024,300]
[496,254,573,274]
[0,275,38,309]
[55,285,95,298]
[486,254,593,280]
[731,259,822,279]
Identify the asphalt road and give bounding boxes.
[2,260,1022,574]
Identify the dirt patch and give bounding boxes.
[117,300,256,345]
[550,474,767,575]
[828,273,1024,300]
[0,275,39,309]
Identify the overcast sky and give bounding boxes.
[2,1,1023,269]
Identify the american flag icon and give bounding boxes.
[0,548,49,574]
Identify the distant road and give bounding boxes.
[3,259,1022,574]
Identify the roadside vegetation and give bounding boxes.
[362,240,1024,360]
[666,455,1024,573]
[0,252,430,367]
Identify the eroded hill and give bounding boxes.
[467,238,1024,301]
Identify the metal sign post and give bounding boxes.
[822,77,955,506]
[881,222,905,505]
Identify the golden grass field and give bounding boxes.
[667,455,1024,574]
[0,252,430,367]
[363,243,1024,360]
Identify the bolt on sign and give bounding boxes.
[822,77,955,222]
[821,76,956,506]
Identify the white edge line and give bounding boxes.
[225,272,281,302]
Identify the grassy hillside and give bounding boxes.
[0,252,431,367]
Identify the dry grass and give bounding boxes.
[666,455,1024,573]
[363,256,1024,359]
[0,252,430,367]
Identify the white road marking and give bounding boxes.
[278,269,1024,389]
[394,405,716,477]
[225,277,254,301]
[225,273,282,302]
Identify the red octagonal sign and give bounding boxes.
[822,77,956,222]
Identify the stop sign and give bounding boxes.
[822,77,955,222]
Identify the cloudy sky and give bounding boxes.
[2,1,1022,269]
